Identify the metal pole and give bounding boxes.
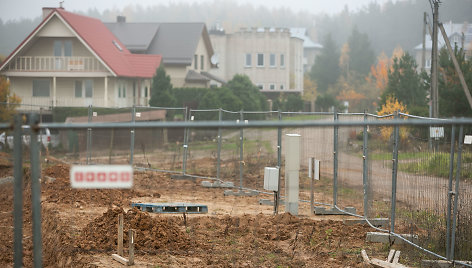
[29,113,42,268]
[362,111,369,219]
[275,110,282,214]
[182,107,189,174]
[390,112,400,233]
[239,110,244,191]
[216,108,222,179]
[450,125,463,260]
[333,110,338,207]
[446,124,456,260]
[13,114,23,268]
[310,158,314,216]
[130,106,136,165]
[86,105,92,164]
[431,1,439,118]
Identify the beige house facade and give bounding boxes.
[209,27,304,93]
[0,8,161,111]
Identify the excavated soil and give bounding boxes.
[0,158,393,267]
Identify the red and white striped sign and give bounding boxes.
[70,165,133,189]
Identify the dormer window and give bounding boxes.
[113,40,123,51]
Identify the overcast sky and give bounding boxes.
[0,0,391,22]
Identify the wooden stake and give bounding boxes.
[128,229,135,265]
[118,214,123,256]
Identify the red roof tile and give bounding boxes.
[56,9,161,78]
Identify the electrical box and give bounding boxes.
[264,167,279,191]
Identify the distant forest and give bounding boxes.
[0,0,471,59]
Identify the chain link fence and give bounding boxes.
[3,104,472,265]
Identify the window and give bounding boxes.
[118,82,126,98]
[144,86,148,98]
[201,55,204,70]
[257,53,264,67]
[33,80,50,97]
[75,80,93,98]
[269,84,275,90]
[133,81,136,97]
[280,84,285,90]
[54,40,72,56]
[280,54,285,67]
[270,54,276,67]
[257,84,264,90]
[85,80,93,98]
[194,54,198,70]
[245,53,252,67]
[425,59,431,68]
[75,81,82,97]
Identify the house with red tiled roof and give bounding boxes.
[0,7,162,110]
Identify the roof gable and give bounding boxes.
[1,8,161,78]
[106,22,214,66]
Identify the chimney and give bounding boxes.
[42,7,55,19]
[117,15,126,23]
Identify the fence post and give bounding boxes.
[130,105,136,165]
[275,110,282,214]
[390,111,400,233]
[216,108,222,179]
[450,125,463,260]
[29,113,42,268]
[86,105,92,165]
[182,107,189,175]
[333,110,338,207]
[13,114,23,268]
[239,110,244,191]
[446,124,456,260]
[362,111,369,218]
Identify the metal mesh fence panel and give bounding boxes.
[454,129,472,261]
[336,113,365,215]
[281,112,334,213]
[133,106,185,173]
[366,114,394,221]
[394,117,451,258]
[185,109,220,178]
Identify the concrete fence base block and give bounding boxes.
[343,218,389,227]
[170,174,196,181]
[314,206,356,215]
[422,260,472,268]
[258,199,285,206]
[366,232,418,245]
[201,181,234,188]
[224,190,259,196]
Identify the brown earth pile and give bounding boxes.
[78,207,191,254]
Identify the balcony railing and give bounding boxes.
[4,56,107,72]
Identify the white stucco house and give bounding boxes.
[0,7,162,111]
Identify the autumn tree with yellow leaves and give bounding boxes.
[377,95,409,142]
[0,75,21,122]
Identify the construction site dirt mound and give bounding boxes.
[78,207,191,254]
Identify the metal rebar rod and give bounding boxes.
[446,125,456,260]
[13,115,23,268]
[29,113,42,268]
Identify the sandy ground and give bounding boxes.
[0,151,410,267]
